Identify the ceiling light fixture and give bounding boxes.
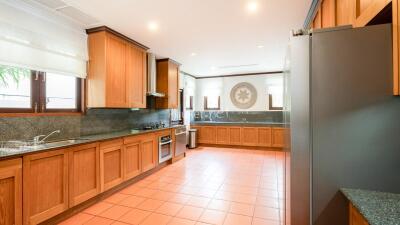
[257,45,264,48]
[191,52,197,56]
[247,1,258,13]
[147,21,159,31]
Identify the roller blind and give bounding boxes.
[0,0,88,78]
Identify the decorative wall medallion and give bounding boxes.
[230,82,257,109]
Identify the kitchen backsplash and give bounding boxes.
[0,109,170,142]
[191,111,283,123]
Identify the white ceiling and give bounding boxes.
[61,0,311,77]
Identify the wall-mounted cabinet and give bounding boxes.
[156,59,180,109]
[87,26,148,108]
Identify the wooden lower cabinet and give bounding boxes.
[242,127,259,146]
[228,127,242,145]
[349,203,369,225]
[196,126,216,144]
[272,128,286,148]
[68,143,100,207]
[141,133,158,172]
[100,139,124,192]
[0,158,22,225]
[123,136,142,180]
[258,127,272,147]
[23,150,69,225]
[216,127,229,144]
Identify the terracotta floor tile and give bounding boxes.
[112,222,130,225]
[58,213,94,225]
[118,195,146,208]
[186,196,211,208]
[176,205,205,221]
[84,202,114,215]
[134,188,158,198]
[196,223,213,225]
[156,202,184,216]
[139,213,172,225]
[167,217,196,225]
[117,208,150,225]
[136,199,165,211]
[255,197,279,208]
[223,213,252,225]
[229,203,254,216]
[198,209,227,225]
[169,193,192,204]
[251,218,280,225]
[151,191,176,201]
[99,205,131,220]
[83,216,114,225]
[120,185,142,195]
[253,206,279,221]
[104,193,130,204]
[207,199,231,212]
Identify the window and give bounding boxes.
[0,65,81,113]
[204,96,220,110]
[268,85,283,110]
[186,96,193,110]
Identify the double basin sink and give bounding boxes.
[0,138,91,153]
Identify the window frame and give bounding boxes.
[186,96,193,110]
[268,94,283,111]
[204,96,220,110]
[0,69,82,114]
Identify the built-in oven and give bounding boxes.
[159,135,173,163]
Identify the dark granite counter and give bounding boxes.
[341,188,400,225]
[191,121,287,127]
[0,125,185,160]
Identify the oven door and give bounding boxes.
[159,139,173,163]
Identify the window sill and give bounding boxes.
[0,112,83,117]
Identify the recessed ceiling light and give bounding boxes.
[147,21,159,31]
[191,52,197,56]
[247,1,258,13]
[257,45,264,48]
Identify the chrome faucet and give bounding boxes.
[33,130,61,145]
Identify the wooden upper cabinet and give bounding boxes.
[336,0,356,26]
[321,0,336,28]
[313,8,322,29]
[0,158,22,225]
[156,59,180,109]
[68,143,100,207]
[354,0,392,27]
[23,150,69,225]
[87,26,149,108]
[100,139,124,192]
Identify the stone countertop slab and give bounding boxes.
[341,188,400,225]
[190,121,287,127]
[0,125,185,160]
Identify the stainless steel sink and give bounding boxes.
[24,138,91,149]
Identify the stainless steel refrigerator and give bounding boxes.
[284,24,400,225]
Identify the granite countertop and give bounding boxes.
[0,125,185,160]
[341,188,400,225]
[191,121,287,127]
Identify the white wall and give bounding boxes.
[182,73,196,124]
[192,73,283,111]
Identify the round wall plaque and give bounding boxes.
[230,82,257,109]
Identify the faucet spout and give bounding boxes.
[33,130,61,145]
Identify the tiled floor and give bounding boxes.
[60,147,285,225]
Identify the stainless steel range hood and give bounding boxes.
[147,53,165,97]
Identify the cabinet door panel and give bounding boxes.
[69,143,100,207]
[124,141,141,180]
[229,127,242,145]
[23,150,68,225]
[141,135,157,172]
[321,0,336,28]
[0,159,22,225]
[272,128,286,148]
[216,127,229,144]
[106,34,127,107]
[336,0,355,26]
[168,63,179,108]
[202,127,216,144]
[100,143,124,192]
[242,127,258,146]
[126,44,146,108]
[258,128,272,147]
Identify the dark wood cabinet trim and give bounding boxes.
[86,26,149,50]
